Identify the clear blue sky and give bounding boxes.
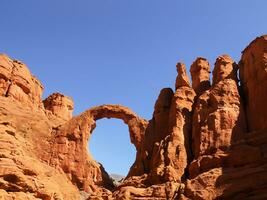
[1,0,267,175]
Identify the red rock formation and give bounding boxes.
[1,35,267,199]
[239,35,267,131]
[48,104,148,196]
[0,96,79,200]
[166,63,195,182]
[141,87,174,184]
[190,57,211,96]
[212,54,238,85]
[187,55,249,199]
[43,92,74,121]
[0,54,43,108]
[191,55,247,159]
[175,62,190,89]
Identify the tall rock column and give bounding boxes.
[165,63,195,181]
[192,55,247,159]
[142,88,174,184]
[190,57,211,96]
[140,63,196,184]
[239,35,267,131]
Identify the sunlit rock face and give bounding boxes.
[1,35,267,199]
[190,57,211,96]
[43,92,74,121]
[191,55,247,158]
[239,35,267,131]
[0,54,43,107]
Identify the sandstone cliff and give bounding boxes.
[1,35,267,200]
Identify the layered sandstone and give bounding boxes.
[0,96,80,200]
[1,35,267,200]
[0,54,43,108]
[43,93,74,121]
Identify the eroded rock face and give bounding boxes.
[175,62,190,89]
[140,88,174,184]
[240,35,267,131]
[212,54,238,85]
[166,63,195,182]
[0,96,80,200]
[43,92,74,121]
[1,35,267,199]
[0,54,44,107]
[190,57,211,96]
[192,55,247,159]
[49,104,148,195]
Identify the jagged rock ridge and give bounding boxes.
[0,35,267,200]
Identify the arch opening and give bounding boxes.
[88,118,136,186]
[53,105,147,192]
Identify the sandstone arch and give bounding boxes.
[49,104,148,193]
[87,104,148,149]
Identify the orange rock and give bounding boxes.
[142,88,174,184]
[0,96,80,200]
[212,54,238,85]
[0,54,13,95]
[0,54,43,108]
[190,57,211,96]
[43,92,74,121]
[192,55,247,158]
[240,35,267,131]
[175,62,190,89]
[49,104,148,195]
[1,35,267,199]
[135,65,195,186]
[166,64,195,182]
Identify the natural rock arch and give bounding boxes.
[49,104,148,192]
[87,105,148,149]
